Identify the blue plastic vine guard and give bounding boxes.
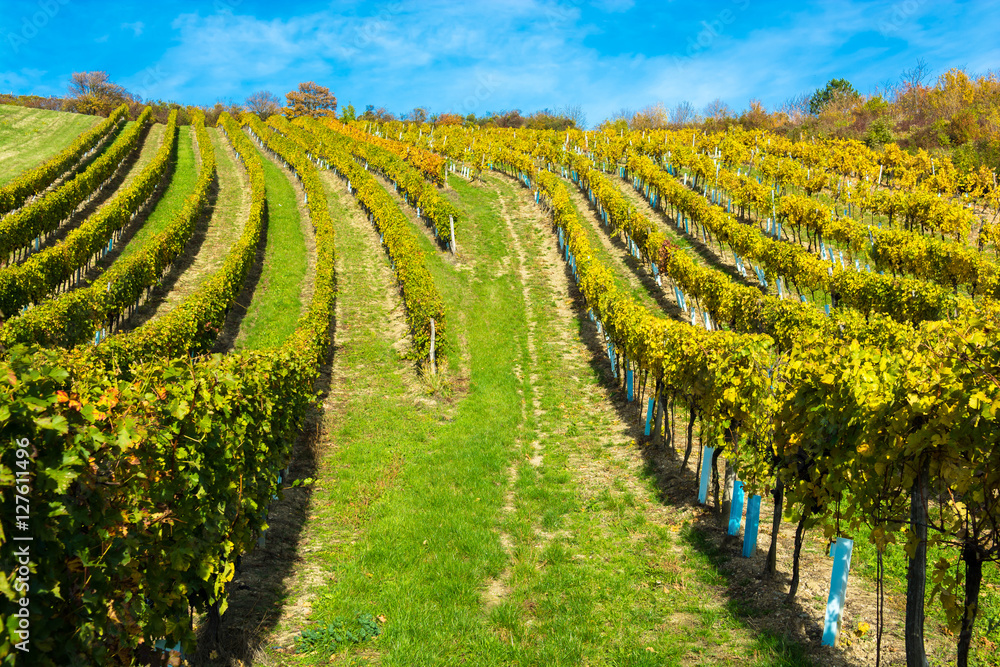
[743,495,762,557]
[698,447,714,504]
[822,538,854,647]
[728,481,745,536]
[644,398,655,435]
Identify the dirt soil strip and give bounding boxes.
[126,126,251,326]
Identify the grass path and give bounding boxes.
[231,137,308,350]
[132,126,251,324]
[0,106,99,184]
[453,176,817,666]
[116,125,197,259]
[272,172,523,665]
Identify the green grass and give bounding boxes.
[251,173,818,666]
[234,140,307,350]
[0,106,99,185]
[117,125,198,259]
[282,174,525,665]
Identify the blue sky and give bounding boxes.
[1,0,997,126]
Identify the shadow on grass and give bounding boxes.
[193,301,336,665]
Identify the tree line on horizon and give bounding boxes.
[3,62,999,177]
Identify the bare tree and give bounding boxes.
[66,71,133,116]
[777,93,811,124]
[610,107,634,123]
[876,77,898,98]
[896,58,931,119]
[703,98,733,120]
[246,91,281,119]
[359,104,395,123]
[670,100,696,125]
[900,58,929,89]
[68,71,124,99]
[560,104,587,129]
[405,107,429,123]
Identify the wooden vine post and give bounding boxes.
[429,318,437,375]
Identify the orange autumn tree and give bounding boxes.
[285,81,337,119]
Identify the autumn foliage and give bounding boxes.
[285,81,337,119]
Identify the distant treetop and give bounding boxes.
[65,71,135,117]
[285,82,337,119]
[809,78,859,115]
[246,90,281,119]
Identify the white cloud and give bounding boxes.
[115,0,1000,124]
[0,71,31,91]
[121,21,144,37]
[0,68,56,96]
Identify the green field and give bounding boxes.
[0,105,99,184]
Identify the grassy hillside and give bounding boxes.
[0,105,99,184]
